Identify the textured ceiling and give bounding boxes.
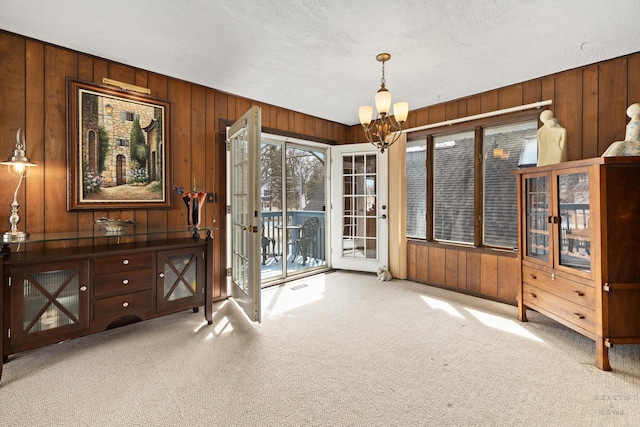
[2,0,640,126]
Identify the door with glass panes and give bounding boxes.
[330,143,388,272]
[227,106,262,322]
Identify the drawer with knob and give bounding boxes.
[94,268,153,298]
[93,289,154,319]
[94,252,153,274]
[522,266,594,309]
[523,283,595,334]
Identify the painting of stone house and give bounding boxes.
[78,88,165,203]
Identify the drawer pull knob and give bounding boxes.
[80,286,87,292]
[573,312,585,319]
[122,279,129,285]
[122,259,129,265]
[573,290,584,297]
[122,301,129,308]
[551,273,555,280]
[159,272,165,278]
[530,274,537,279]
[530,292,537,298]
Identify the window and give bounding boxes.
[405,117,537,250]
[483,121,538,248]
[120,111,138,122]
[406,139,427,238]
[434,131,475,244]
[116,138,130,147]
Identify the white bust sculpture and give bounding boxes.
[537,110,567,166]
[602,103,640,157]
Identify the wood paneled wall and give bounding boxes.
[407,242,520,304]
[0,31,348,301]
[361,51,640,305]
[3,30,639,306]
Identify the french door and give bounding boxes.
[330,143,388,272]
[227,106,261,322]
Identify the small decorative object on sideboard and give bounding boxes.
[601,103,640,157]
[173,185,207,228]
[94,218,137,234]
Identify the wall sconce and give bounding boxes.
[1,128,36,243]
[105,104,113,115]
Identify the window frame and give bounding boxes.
[406,109,540,250]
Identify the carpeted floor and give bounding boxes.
[1,271,638,426]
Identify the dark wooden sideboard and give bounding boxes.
[0,228,214,381]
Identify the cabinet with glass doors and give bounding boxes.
[515,157,640,371]
[1,228,214,382]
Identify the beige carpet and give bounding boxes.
[1,271,639,426]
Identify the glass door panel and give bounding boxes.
[525,176,549,261]
[23,269,81,333]
[232,126,250,295]
[557,172,591,271]
[342,153,378,259]
[162,254,197,301]
[11,259,89,346]
[285,145,327,274]
[259,139,328,284]
[259,141,282,279]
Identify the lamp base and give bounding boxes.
[3,230,29,243]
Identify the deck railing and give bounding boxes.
[261,210,325,261]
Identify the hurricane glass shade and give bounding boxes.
[393,102,409,123]
[359,105,374,125]
[375,87,392,115]
[0,149,36,177]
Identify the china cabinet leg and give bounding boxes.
[517,298,528,322]
[2,354,7,363]
[192,307,199,313]
[595,338,612,371]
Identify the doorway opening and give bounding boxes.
[259,136,329,286]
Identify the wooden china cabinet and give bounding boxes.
[514,157,640,370]
[1,228,214,381]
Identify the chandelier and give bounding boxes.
[358,53,409,153]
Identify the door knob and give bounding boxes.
[379,214,387,219]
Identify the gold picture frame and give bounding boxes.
[67,78,172,210]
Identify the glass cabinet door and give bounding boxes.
[557,172,591,271]
[525,176,550,261]
[11,260,89,344]
[157,247,204,309]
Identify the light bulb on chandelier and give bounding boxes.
[358,53,408,153]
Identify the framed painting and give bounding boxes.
[67,78,172,210]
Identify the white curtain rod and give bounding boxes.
[403,99,552,134]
